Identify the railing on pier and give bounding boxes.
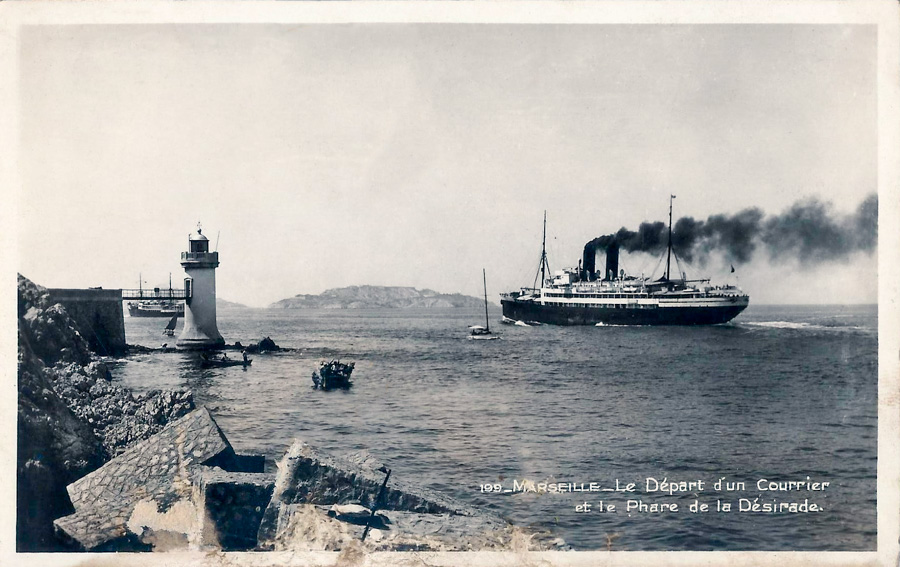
[121,288,190,301]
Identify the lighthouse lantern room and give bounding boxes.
[176,224,225,349]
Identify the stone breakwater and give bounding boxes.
[17,274,195,551]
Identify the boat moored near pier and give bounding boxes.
[127,301,184,318]
[126,274,185,317]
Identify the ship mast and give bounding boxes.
[541,211,547,287]
[483,268,490,333]
[533,211,550,290]
[665,195,676,281]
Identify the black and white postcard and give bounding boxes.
[2,2,898,566]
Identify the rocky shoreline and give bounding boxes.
[17,274,195,550]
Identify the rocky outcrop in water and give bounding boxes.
[17,274,195,550]
[242,336,281,354]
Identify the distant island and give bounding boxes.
[217,298,249,309]
[269,286,490,309]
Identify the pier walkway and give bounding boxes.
[121,289,190,301]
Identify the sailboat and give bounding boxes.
[162,314,178,336]
[468,269,500,340]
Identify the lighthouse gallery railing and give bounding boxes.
[181,251,219,263]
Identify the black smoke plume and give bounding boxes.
[582,194,877,279]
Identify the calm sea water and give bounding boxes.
[113,304,877,551]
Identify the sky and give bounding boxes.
[16,24,877,306]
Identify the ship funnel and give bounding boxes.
[581,244,596,281]
[605,243,620,281]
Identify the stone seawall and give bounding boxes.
[46,288,126,356]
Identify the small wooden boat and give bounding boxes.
[313,360,355,390]
[199,355,251,368]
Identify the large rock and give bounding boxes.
[18,274,92,366]
[243,336,281,354]
[22,303,93,367]
[18,273,50,316]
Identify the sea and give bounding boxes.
[112,304,878,552]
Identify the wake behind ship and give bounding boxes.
[501,199,749,326]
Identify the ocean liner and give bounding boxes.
[126,300,184,318]
[500,198,749,326]
[125,274,185,318]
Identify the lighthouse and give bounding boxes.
[176,224,225,349]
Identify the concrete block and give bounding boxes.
[195,467,276,551]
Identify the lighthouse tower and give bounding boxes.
[176,224,225,349]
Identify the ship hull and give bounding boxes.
[127,304,184,318]
[128,310,180,318]
[501,299,747,326]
